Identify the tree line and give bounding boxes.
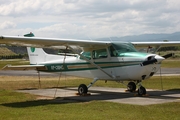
[0,54,24,59]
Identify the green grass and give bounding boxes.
[0,47,16,55]
[161,59,180,68]
[0,89,180,120]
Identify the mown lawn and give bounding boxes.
[0,75,180,120]
[0,89,180,120]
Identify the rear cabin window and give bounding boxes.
[80,51,91,60]
[93,49,107,59]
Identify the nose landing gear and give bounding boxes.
[137,80,146,96]
[137,86,146,95]
[127,81,147,96]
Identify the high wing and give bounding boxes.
[2,35,180,49]
[132,41,180,52]
[0,35,111,49]
[0,35,111,71]
[132,41,180,47]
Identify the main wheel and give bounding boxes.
[138,86,146,95]
[78,84,88,95]
[127,82,136,92]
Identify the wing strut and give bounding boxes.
[68,46,114,79]
[154,45,161,53]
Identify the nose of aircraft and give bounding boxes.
[154,55,165,63]
[141,54,165,66]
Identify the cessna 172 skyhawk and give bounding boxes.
[0,33,180,96]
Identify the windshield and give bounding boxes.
[110,43,137,57]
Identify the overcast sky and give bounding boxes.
[0,0,180,39]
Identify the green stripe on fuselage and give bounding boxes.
[31,52,148,72]
[36,61,142,72]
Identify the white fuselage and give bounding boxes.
[39,54,161,81]
[26,46,163,81]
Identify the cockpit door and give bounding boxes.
[108,45,129,80]
[91,47,116,78]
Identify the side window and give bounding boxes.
[109,46,118,57]
[80,51,91,60]
[93,49,107,59]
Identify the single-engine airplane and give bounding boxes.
[0,33,180,95]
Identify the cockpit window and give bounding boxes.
[93,49,107,59]
[110,43,137,57]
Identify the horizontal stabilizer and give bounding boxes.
[2,64,47,71]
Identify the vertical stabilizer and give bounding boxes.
[27,47,47,64]
[24,33,47,64]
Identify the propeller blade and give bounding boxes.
[141,58,157,66]
[162,53,174,59]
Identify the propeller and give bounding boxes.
[162,53,174,59]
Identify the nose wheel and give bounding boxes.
[127,81,147,96]
[138,86,146,95]
[137,81,146,96]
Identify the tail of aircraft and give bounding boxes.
[25,33,48,64]
[26,47,48,64]
[25,33,65,65]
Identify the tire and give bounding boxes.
[78,84,88,95]
[138,86,146,95]
[127,82,136,92]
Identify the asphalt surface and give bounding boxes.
[17,87,180,105]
